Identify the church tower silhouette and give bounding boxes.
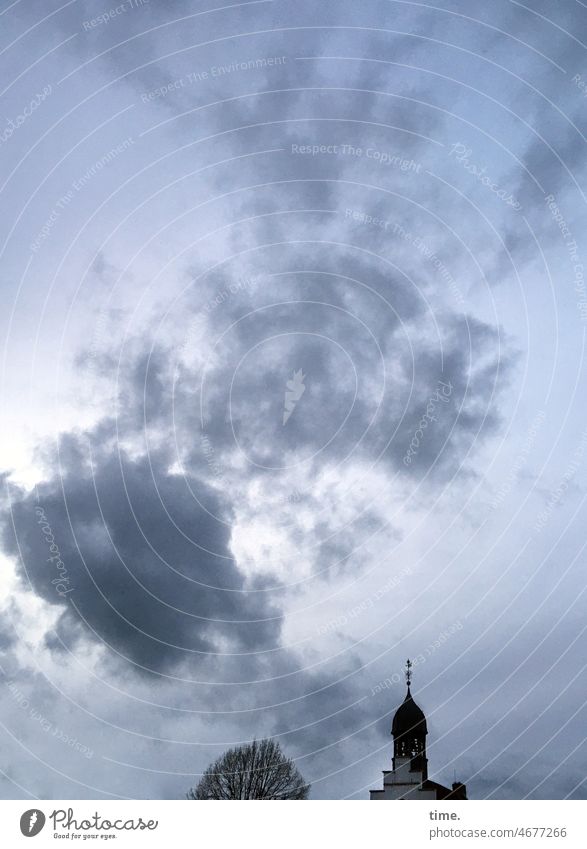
[370,660,468,800]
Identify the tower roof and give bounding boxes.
[391,686,427,737]
[391,660,427,738]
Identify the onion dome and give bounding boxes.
[392,684,427,739]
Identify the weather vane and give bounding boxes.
[405,658,412,688]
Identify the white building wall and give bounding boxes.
[370,759,436,800]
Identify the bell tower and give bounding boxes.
[392,659,428,780]
[370,660,467,800]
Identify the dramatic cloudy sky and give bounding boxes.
[1,0,586,800]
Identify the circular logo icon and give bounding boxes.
[19,810,45,837]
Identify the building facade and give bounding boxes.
[370,660,468,800]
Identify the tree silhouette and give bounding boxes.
[187,739,310,799]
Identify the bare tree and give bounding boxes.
[187,739,310,799]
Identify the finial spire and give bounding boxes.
[405,658,412,690]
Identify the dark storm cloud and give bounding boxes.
[1,428,281,675]
[174,255,511,486]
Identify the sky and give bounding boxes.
[0,0,586,800]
